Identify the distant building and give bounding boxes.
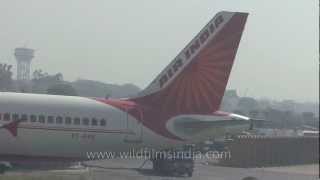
[220,89,240,112]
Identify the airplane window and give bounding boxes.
[100,119,106,126]
[82,118,89,126]
[48,116,54,124]
[38,115,45,123]
[92,118,98,126]
[4,113,10,121]
[21,114,28,122]
[74,117,80,125]
[65,117,72,125]
[30,115,37,122]
[56,116,63,124]
[12,114,19,121]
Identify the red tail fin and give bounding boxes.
[133,11,248,115]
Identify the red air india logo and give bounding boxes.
[159,15,224,88]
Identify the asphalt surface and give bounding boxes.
[0,159,318,180]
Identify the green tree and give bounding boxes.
[0,63,13,91]
[47,83,78,96]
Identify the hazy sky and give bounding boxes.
[0,0,318,102]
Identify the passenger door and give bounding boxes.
[123,110,143,144]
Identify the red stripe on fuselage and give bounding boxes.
[5,124,133,134]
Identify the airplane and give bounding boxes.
[0,11,249,175]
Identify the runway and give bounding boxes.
[0,159,318,180]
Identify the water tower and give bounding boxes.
[14,47,34,81]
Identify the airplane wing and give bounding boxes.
[166,113,251,142]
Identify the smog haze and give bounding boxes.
[0,0,318,102]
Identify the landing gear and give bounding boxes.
[151,150,194,177]
[152,157,194,177]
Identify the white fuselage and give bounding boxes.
[0,92,249,163]
[0,92,182,162]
